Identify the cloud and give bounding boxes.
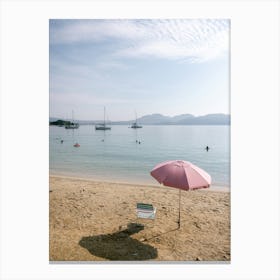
[50,19,147,44]
[50,19,229,63]
[115,19,229,62]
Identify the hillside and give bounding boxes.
[50,113,230,126]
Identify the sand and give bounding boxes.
[49,175,230,262]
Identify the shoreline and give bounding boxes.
[49,173,230,192]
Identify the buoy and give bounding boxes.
[74,143,80,147]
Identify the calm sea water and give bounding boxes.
[49,125,230,187]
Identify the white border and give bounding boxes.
[1,1,279,279]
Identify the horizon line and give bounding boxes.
[50,112,230,122]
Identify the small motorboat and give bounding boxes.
[73,143,80,147]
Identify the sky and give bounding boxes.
[49,19,230,121]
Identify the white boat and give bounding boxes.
[65,110,79,129]
[131,122,142,129]
[95,107,111,130]
[131,112,142,129]
[65,122,79,129]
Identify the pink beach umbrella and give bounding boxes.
[150,160,211,228]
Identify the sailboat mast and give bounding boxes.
[104,107,106,126]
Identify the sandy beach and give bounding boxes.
[49,175,230,262]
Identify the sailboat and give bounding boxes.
[95,107,111,130]
[131,112,142,129]
[65,110,79,129]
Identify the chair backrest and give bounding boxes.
[136,203,156,219]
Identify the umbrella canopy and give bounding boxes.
[151,160,211,190]
[150,160,211,228]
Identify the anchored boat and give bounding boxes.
[95,107,111,130]
[65,110,79,129]
[131,112,142,129]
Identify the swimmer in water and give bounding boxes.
[206,146,209,151]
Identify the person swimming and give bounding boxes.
[206,146,209,151]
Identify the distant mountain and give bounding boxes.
[176,114,230,125]
[134,113,229,125]
[49,113,230,126]
[169,114,194,123]
[137,113,171,124]
[195,114,230,125]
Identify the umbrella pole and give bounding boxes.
[178,189,181,229]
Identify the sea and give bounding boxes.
[49,125,230,187]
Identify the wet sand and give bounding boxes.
[49,175,230,261]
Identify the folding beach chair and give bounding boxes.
[136,203,156,220]
[117,203,156,232]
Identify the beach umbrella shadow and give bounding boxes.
[79,223,158,260]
